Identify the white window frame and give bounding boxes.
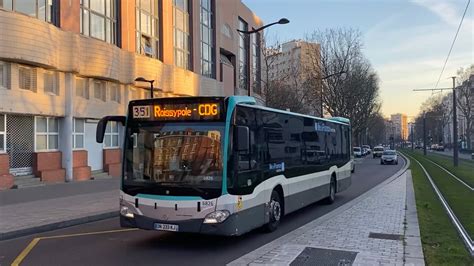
[104,121,119,148]
[0,114,6,153]
[75,77,89,99]
[0,61,7,89]
[73,118,85,150]
[93,79,106,102]
[109,82,121,103]
[35,116,60,152]
[19,66,37,92]
[43,70,59,95]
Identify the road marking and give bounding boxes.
[11,238,40,266]
[41,228,138,240]
[11,228,139,265]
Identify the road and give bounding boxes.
[0,156,405,266]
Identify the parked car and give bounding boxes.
[373,146,384,158]
[436,145,445,151]
[353,147,362,158]
[362,145,371,154]
[362,148,368,156]
[381,150,398,165]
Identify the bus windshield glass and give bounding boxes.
[123,122,224,199]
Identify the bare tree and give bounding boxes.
[305,28,381,145]
[456,65,474,149]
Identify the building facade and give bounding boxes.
[0,0,263,189]
[264,40,321,116]
[390,114,408,141]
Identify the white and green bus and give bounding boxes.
[96,96,352,236]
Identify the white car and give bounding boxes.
[381,150,398,165]
[362,145,371,155]
[353,147,362,158]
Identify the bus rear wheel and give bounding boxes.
[263,190,282,232]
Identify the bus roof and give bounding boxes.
[237,103,350,126]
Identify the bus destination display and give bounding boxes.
[132,102,223,121]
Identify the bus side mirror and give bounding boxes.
[96,116,126,143]
[234,126,250,152]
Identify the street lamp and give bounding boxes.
[134,77,155,99]
[237,18,290,96]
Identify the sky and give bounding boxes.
[243,0,474,119]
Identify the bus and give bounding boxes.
[96,96,352,236]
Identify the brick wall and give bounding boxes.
[0,153,14,190]
[33,151,65,183]
[73,150,91,181]
[103,149,121,177]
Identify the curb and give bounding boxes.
[228,155,411,265]
[0,211,118,241]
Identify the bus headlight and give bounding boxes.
[120,206,135,219]
[203,210,230,224]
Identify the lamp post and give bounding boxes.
[237,18,290,97]
[134,77,155,98]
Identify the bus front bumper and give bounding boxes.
[120,213,240,236]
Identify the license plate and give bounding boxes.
[154,223,179,232]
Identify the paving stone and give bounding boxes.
[229,172,424,266]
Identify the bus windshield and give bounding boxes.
[123,122,224,199]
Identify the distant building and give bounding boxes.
[264,40,322,116]
[390,114,408,141]
[0,0,263,188]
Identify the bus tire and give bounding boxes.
[263,190,282,233]
[324,177,336,204]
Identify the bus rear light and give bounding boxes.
[203,210,230,224]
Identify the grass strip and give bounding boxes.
[405,150,474,239]
[405,151,474,265]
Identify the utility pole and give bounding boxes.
[452,76,458,167]
[423,113,427,156]
[411,123,414,151]
[413,78,459,167]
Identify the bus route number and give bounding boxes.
[133,106,151,118]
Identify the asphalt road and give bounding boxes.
[0,156,405,266]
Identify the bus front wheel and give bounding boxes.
[263,190,282,232]
[324,177,336,204]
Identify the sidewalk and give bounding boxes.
[430,150,472,160]
[0,178,119,240]
[229,171,424,265]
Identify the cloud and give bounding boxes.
[412,0,463,26]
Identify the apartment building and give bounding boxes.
[265,40,321,115]
[390,114,408,141]
[0,0,263,189]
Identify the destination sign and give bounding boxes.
[131,101,224,121]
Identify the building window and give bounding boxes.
[1,0,58,24]
[238,18,249,91]
[109,82,121,103]
[43,70,58,95]
[0,114,5,152]
[173,0,191,70]
[35,116,59,151]
[104,121,119,148]
[252,32,261,94]
[73,118,85,150]
[200,0,214,78]
[129,87,141,100]
[19,66,37,92]
[136,0,160,59]
[0,61,8,89]
[93,80,106,101]
[80,0,118,45]
[75,77,89,99]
